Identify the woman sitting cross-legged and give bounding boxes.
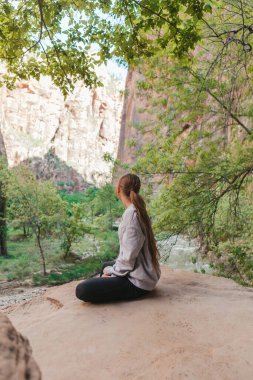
[75,173,161,304]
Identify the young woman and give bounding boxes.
[75,173,161,303]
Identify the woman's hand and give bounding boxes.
[102,273,111,277]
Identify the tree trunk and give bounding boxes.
[63,240,72,259]
[109,202,113,230]
[35,225,47,276]
[0,185,7,256]
[0,131,8,256]
[23,224,30,238]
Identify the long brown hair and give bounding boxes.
[117,173,161,272]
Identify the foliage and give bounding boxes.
[59,202,91,258]
[0,0,213,95]
[127,0,253,286]
[58,187,98,204]
[91,183,124,229]
[59,183,123,229]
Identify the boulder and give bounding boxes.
[0,313,41,380]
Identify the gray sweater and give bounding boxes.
[103,203,161,291]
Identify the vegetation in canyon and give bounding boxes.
[0,161,122,285]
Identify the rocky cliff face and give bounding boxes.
[0,63,126,189]
[114,68,154,173]
[112,67,165,192]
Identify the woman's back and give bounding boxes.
[110,203,161,291]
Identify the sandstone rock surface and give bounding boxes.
[3,266,253,380]
[0,312,41,380]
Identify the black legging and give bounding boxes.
[75,260,150,303]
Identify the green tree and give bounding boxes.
[59,202,91,259]
[7,165,65,275]
[92,183,123,230]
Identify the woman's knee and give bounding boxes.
[75,281,92,302]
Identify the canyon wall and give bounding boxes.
[112,68,165,193]
[0,63,126,190]
[0,62,164,193]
